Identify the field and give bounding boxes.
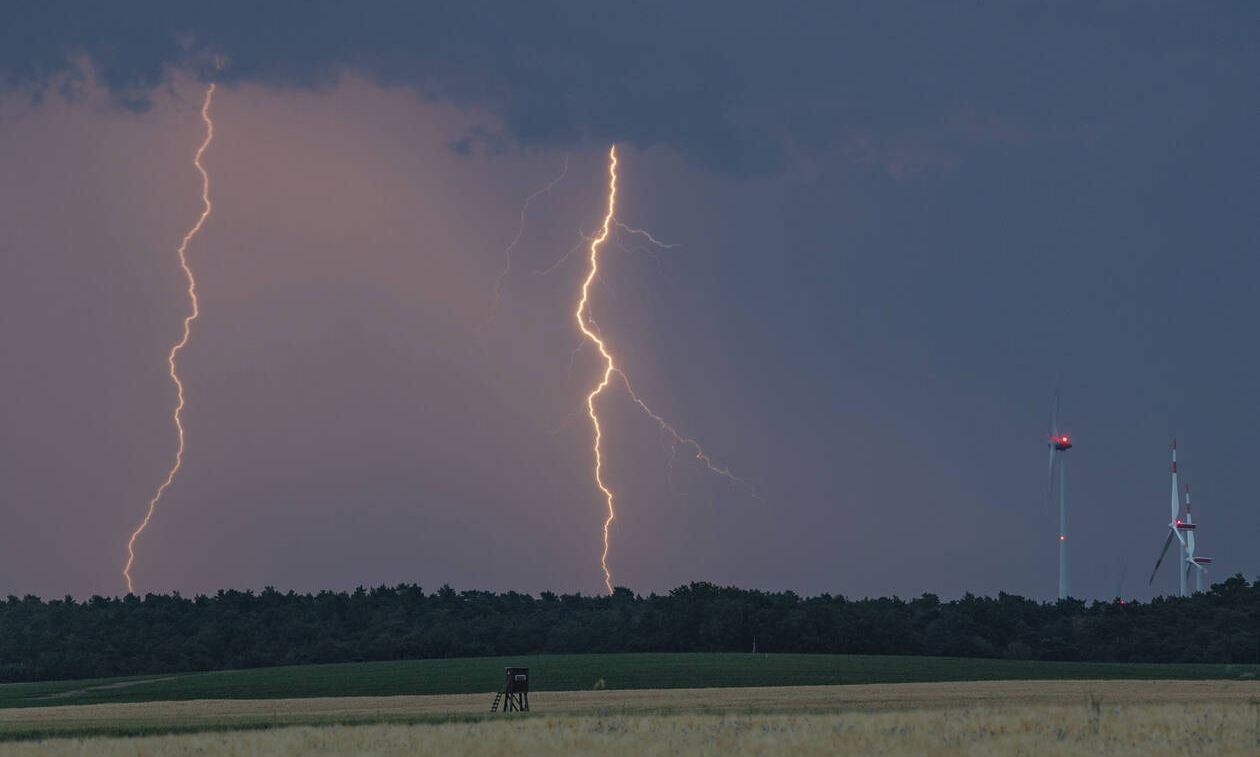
[1,652,1257,710]
[1,682,1259,755]
[1,655,1258,753]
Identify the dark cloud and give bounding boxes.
[1,3,1258,601]
[3,3,1255,174]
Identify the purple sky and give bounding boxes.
[1,5,1257,601]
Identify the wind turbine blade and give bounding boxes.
[1045,447,1057,518]
[1044,393,1060,518]
[1170,440,1180,523]
[1148,530,1175,585]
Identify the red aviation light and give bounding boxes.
[1053,434,1073,451]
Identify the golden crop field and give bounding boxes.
[1,681,1258,754]
[2,701,1260,757]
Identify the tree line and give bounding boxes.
[2,576,1258,682]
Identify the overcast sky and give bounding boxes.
[1,3,1256,601]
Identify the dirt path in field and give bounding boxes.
[2,679,1258,732]
[39,677,180,700]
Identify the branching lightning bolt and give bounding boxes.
[539,222,676,278]
[576,147,622,595]
[576,146,754,595]
[484,155,569,332]
[536,229,593,276]
[123,83,216,594]
[614,221,680,249]
[618,371,755,496]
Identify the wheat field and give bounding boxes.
[1,681,1258,755]
[2,704,1259,757]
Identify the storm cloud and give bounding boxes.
[0,3,1257,601]
[3,3,1254,174]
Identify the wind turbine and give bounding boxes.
[1113,561,1127,604]
[1045,396,1073,600]
[1148,440,1192,597]
[1183,485,1212,593]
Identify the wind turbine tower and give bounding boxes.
[1183,485,1212,593]
[1046,398,1073,600]
[1149,440,1201,597]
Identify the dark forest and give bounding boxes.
[5,577,1258,682]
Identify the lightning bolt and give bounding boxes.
[539,222,676,278]
[484,155,569,332]
[614,221,680,249]
[576,146,754,594]
[123,83,216,594]
[536,230,593,276]
[576,146,621,595]
[618,371,755,496]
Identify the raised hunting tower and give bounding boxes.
[490,667,530,712]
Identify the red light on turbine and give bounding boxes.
[1059,534,1066,541]
[1052,433,1073,451]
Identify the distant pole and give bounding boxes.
[1173,445,1186,598]
[1046,396,1072,601]
[1058,455,1069,600]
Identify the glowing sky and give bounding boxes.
[0,4,1256,600]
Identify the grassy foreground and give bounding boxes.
[0,653,1256,710]
[1,680,1259,744]
[4,702,1260,756]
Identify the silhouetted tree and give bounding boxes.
[0,577,1256,682]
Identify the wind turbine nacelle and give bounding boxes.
[1174,520,1197,530]
[1191,557,1213,565]
[1051,434,1073,451]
